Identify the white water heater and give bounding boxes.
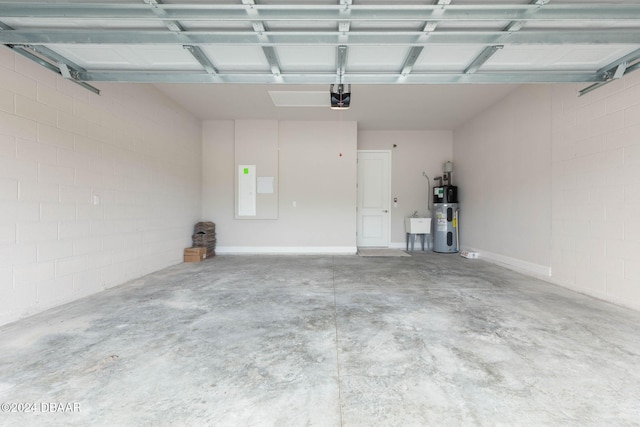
[432,162,459,253]
[433,186,458,253]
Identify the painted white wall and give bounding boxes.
[453,85,552,276]
[550,74,640,310]
[202,120,357,253]
[358,130,453,247]
[0,50,202,326]
[453,78,640,310]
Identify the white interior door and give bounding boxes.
[357,151,391,247]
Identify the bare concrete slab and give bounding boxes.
[1,253,639,426]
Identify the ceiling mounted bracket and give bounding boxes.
[336,45,348,79]
[184,45,217,75]
[612,62,627,80]
[464,45,503,74]
[58,62,73,79]
[580,48,640,97]
[53,60,100,95]
[400,46,424,78]
[1,19,100,95]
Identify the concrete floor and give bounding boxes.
[1,253,639,426]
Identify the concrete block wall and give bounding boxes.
[0,49,202,325]
[453,85,552,276]
[551,74,640,310]
[453,79,640,310]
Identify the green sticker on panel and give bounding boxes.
[244,168,249,174]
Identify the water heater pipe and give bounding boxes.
[444,161,453,186]
[423,171,432,215]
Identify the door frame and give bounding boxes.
[356,149,392,247]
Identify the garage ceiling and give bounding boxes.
[1,1,640,129]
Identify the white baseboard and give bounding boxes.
[547,277,640,312]
[465,247,551,279]
[216,246,357,255]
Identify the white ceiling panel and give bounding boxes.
[120,46,202,70]
[49,45,201,70]
[414,45,484,72]
[525,21,640,30]
[268,90,327,107]
[48,45,131,68]
[155,83,520,130]
[258,0,335,4]
[182,21,253,31]
[277,46,335,72]
[483,46,562,70]
[347,46,410,72]
[349,21,424,31]
[552,46,640,68]
[266,21,335,31]
[433,21,513,31]
[485,45,640,71]
[201,45,270,72]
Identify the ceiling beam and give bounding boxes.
[396,0,448,77]
[338,0,351,44]
[503,0,550,32]
[1,30,637,46]
[335,0,351,81]
[183,45,217,75]
[144,0,182,32]
[242,0,282,77]
[77,70,604,85]
[1,3,638,22]
[464,45,503,74]
[466,1,543,75]
[262,45,281,77]
[146,0,218,75]
[400,46,424,76]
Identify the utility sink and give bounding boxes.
[405,217,431,234]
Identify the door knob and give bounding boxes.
[382,210,388,213]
